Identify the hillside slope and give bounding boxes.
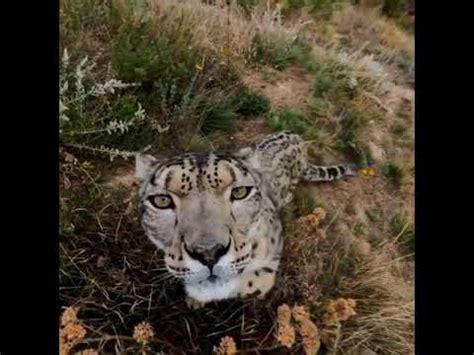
[59,1,414,353]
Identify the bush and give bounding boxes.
[237,0,259,11]
[267,110,311,135]
[59,51,152,162]
[112,21,200,84]
[198,93,237,135]
[283,0,342,16]
[380,0,408,17]
[235,88,271,118]
[383,161,409,186]
[252,34,312,71]
[390,214,414,253]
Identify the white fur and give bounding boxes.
[135,153,158,180]
[185,278,238,302]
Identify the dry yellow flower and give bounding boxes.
[296,207,329,239]
[319,298,356,351]
[316,228,327,239]
[60,322,86,344]
[333,298,357,321]
[324,298,357,323]
[360,167,376,176]
[59,306,86,355]
[347,299,356,308]
[299,318,321,354]
[277,304,296,348]
[213,336,237,355]
[61,306,79,326]
[292,305,321,355]
[59,323,86,355]
[292,305,310,322]
[312,207,327,222]
[59,342,72,355]
[77,349,99,355]
[133,321,155,345]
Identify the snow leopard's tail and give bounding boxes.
[301,163,357,182]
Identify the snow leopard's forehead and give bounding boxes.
[143,152,258,196]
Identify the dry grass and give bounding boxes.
[328,3,413,62]
[337,245,414,353]
[59,176,414,353]
[142,0,310,71]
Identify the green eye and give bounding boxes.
[231,186,252,200]
[149,194,174,209]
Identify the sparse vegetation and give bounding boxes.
[60,0,413,353]
[391,213,415,253]
[383,161,409,186]
[235,88,271,118]
[268,109,311,134]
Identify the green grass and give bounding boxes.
[390,214,414,253]
[237,0,259,12]
[198,93,237,134]
[383,161,408,186]
[60,0,111,45]
[61,5,247,158]
[380,0,409,18]
[282,0,343,19]
[291,186,319,217]
[112,21,200,84]
[366,208,383,223]
[305,51,386,166]
[267,109,311,135]
[252,35,313,71]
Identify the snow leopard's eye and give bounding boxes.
[231,186,253,201]
[148,194,174,209]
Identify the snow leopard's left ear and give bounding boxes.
[135,153,159,181]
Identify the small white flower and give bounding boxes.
[59,99,69,121]
[92,79,136,96]
[60,80,69,95]
[133,102,146,122]
[153,122,170,133]
[62,48,70,68]
[349,76,357,88]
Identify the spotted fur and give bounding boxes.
[135,132,356,306]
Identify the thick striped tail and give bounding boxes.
[301,164,357,182]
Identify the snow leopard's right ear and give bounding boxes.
[135,153,159,181]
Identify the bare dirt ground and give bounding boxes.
[243,65,314,111]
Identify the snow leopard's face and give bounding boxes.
[136,152,267,287]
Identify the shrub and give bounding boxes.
[59,50,151,162]
[268,110,311,135]
[235,88,271,118]
[112,21,200,84]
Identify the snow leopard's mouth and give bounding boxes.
[206,274,218,283]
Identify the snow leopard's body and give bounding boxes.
[135,131,356,307]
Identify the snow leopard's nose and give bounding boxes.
[185,240,231,269]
